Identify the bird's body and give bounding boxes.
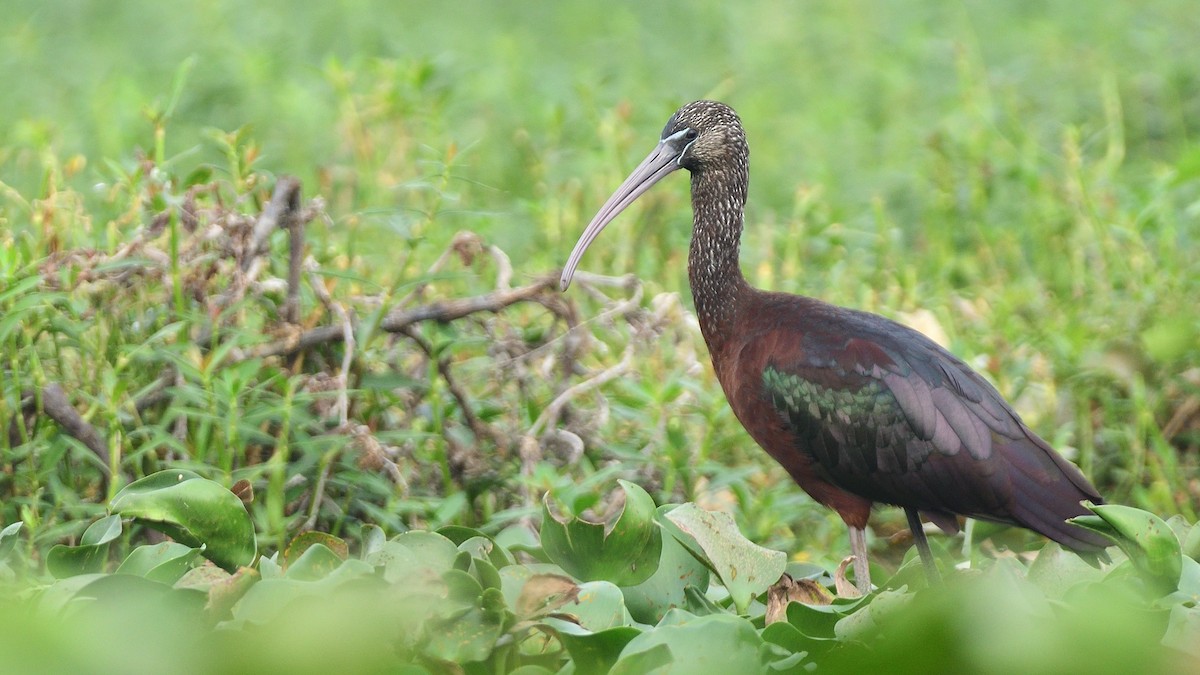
[561,100,1108,591]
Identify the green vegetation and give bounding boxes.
[1,0,1198,671]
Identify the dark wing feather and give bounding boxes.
[757,299,1108,552]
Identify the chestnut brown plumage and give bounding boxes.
[561,100,1108,592]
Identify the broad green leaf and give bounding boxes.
[391,531,460,569]
[503,568,579,619]
[762,620,816,655]
[1183,522,1200,562]
[110,470,256,572]
[781,599,843,639]
[541,480,662,586]
[360,524,386,560]
[663,503,786,613]
[115,542,202,584]
[37,573,107,616]
[620,505,711,624]
[373,536,462,590]
[46,515,122,578]
[540,618,641,675]
[230,558,377,625]
[1162,603,1200,658]
[495,522,541,555]
[609,643,673,675]
[610,613,763,674]
[0,522,23,562]
[1163,556,1200,607]
[422,572,508,663]
[285,543,345,581]
[1026,543,1105,599]
[832,589,912,642]
[439,525,515,568]
[283,531,348,570]
[564,580,628,631]
[82,513,123,546]
[1074,503,1181,593]
[466,550,503,592]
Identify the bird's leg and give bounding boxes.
[905,507,942,586]
[849,525,871,594]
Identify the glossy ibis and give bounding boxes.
[560,100,1108,592]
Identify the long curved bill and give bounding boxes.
[559,140,684,291]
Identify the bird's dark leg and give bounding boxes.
[849,525,871,594]
[905,507,942,586]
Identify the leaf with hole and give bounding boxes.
[663,503,786,613]
[541,480,661,586]
[619,505,711,624]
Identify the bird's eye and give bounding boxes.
[684,128,699,141]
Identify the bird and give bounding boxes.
[559,100,1109,593]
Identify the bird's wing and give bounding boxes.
[752,305,1105,550]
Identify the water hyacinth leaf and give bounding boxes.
[115,542,202,584]
[285,544,346,581]
[832,589,912,643]
[508,570,580,619]
[781,598,843,639]
[457,533,515,570]
[1164,556,1200,607]
[46,514,122,578]
[663,503,786,613]
[374,532,471,597]
[391,531,460,570]
[231,558,377,625]
[610,613,764,674]
[439,525,515,568]
[620,505,711,624]
[1162,604,1200,658]
[1074,503,1182,593]
[110,470,256,572]
[541,480,661,587]
[283,531,348,570]
[1183,522,1200,562]
[1026,543,1105,599]
[609,643,674,675]
[423,573,509,663]
[539,618,641,675]
[465,550,503,592]
[360,524,387,560]
[563,580,628,631]
[496,522,542,558]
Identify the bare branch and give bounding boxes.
[400,325,494,449]
[382,276,556,332]
[305,256,354,426]
[528,343,635,439]
[17,384,113,489]
[245,176,301,271]
[284,182,306,323]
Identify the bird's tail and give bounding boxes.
[1001,430,1112,556]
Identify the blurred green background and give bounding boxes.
[6,1,1197,255]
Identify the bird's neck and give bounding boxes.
[688,167,750,351]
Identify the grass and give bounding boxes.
[1,0,1199,576]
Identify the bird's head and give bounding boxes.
[560,100,746,291]
[659,100,746,173]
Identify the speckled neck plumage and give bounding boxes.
[688,146,751,350]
